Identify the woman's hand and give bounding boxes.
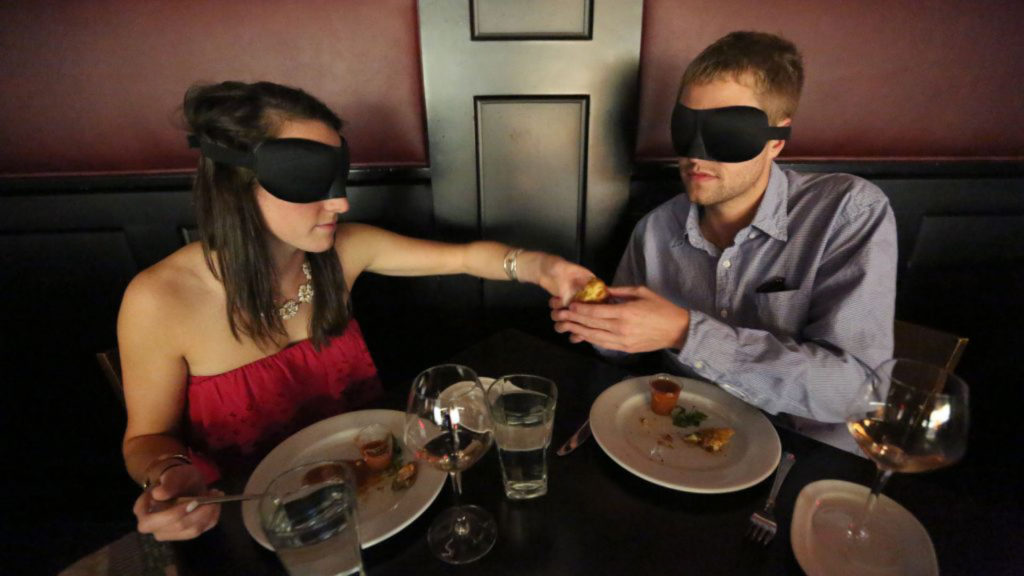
[133,464,223,541]
[520,252,597,307]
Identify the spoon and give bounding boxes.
[174,492,264,512]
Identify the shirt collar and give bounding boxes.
[674,161,789,247]
[751,162,789,242]
[670,197,701,248]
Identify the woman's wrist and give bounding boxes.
[502,247,524,282]
[141,453,193,490]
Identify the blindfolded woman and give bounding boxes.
[120,80,594,541]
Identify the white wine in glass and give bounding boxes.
[812,357,969,572]
[404,364,496,564]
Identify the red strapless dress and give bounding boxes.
[186,319,382,480]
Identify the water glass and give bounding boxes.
[259,460,364,576]
[487,374,558,500]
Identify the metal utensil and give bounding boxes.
[747,451,796,544]
[174,492,264,512]
[556,418,591,456]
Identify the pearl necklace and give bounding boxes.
[278,262,313,320]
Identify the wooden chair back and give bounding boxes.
[893,319,969,373]
[95,348,124,406]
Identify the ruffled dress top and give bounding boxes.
[186,319,381,478]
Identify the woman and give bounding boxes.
[120,81,595,540]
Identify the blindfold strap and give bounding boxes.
[765,126,792,140]
[187,134,257,169]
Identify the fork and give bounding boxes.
[747,451,796,545]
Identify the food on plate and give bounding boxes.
[302,462,350,486]
[670,405,708,428]
[573,277,609,303]
[392,462,418,491]
[682,428,735,453]
[649,375,682,415]
[300,428,416,495]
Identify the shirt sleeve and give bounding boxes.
[672,192,898,423]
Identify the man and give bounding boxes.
[552,31,896,451]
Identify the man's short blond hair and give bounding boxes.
[680,31,804,124]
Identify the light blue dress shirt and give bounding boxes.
[610,162,897,451]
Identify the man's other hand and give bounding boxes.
[550,285,690,353]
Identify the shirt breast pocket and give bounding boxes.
[754,288,808,337]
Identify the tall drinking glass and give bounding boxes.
[812,357,969,570]
[259,460,363,576]
[487,374,557,500]
[404,364,496,564]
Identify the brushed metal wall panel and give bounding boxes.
[472,0,593,39]
[476,97,588,261]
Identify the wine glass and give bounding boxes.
[812,357,969,570]
[404,364,496,564]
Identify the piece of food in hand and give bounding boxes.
[573,277,609,303]
[649,375,682,415]
[682,428,735,453]
[391,462,418,491]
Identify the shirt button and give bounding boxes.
[695,361,704,369]
[748,232,757,239]
[720,309,729,318]
[722,259,732,269]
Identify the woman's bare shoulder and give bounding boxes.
[121,243,216,318]
[335,221,380,244]
[335,222,382,281]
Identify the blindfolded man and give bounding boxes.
[552,31,897,452]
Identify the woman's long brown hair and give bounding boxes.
[184,81,350,349]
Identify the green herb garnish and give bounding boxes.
[670,406,708,428]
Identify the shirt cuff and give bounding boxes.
[674,311,750,404]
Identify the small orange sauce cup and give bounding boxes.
[649,375,681,415]
[356,425,394,471]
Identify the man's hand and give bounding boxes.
[550,285,690,353]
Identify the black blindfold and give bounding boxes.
[671,103,790,163]
[188,135,350,203]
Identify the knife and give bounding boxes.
[556,419,591,456]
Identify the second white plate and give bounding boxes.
[791,479,938,576]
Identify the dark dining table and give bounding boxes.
[71,328,1020,575]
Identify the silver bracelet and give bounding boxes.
[503,248,524,282]
[141,453,193,490]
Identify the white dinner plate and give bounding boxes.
[791,480,938,576]
[589,375,781,493]
[242,409,447,550]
